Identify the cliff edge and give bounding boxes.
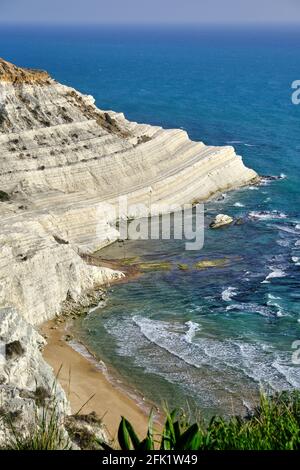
[0,57,50,84]
[0,58,258,445]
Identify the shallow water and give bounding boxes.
[2,25,300,418]
[76,198,300,417]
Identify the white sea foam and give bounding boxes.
[234,202,245,207]
[266,269,286,280]
[87,299,107,314]
[267,294,286,317]
[226,302,279,317]
[184,320,200,343]
[277,239,291,247]
[126,316,299,388]
[273,224,298,235]
[249,211,287,221]
[261,174,287,184]
[101,315,300,412]
[267,293,282,300]
[262,266,287,283]
[272,361,300,388]
[222,286,238,302]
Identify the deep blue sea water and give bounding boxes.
[2,25,300,416]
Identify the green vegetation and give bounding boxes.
[102,392,300,451]
[4,391,300,450]
[6,402,70,450]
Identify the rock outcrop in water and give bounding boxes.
[0,58,258,445]
[210,214,234,229]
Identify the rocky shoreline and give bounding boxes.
[0,57,258,448]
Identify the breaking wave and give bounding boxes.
[184,320,200,343]
[249,211,287,221]
[226,302,282,318]
[103,315,300,400]
[222,286,238,302]
[262,267,287,283]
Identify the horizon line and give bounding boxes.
[0,20,300,27]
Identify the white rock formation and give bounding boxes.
[210,214,234,229]
[0,58,258,325]
[0,58,258,446]
[0,307,70,446]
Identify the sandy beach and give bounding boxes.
[41,319,152,441]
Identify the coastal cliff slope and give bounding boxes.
[0,57,258,445]
[0,57,258,325]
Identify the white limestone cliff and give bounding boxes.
[0,307,70,446]
[0,58,258,325]
[0,58,258,446]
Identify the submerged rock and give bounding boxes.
[139,261,172,271]
[261,174,286,181]
[210,214,234,229]
[194,258,230,269]
[120,257,141,266]
[177,263,189,271]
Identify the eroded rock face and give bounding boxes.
[0,58,258,325]
[0,59,258,446]
[65,412,108,450]
[0,306,111,449]
[0,308,70,447]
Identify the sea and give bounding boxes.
[2,24,300,418]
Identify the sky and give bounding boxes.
[0,0,300,25]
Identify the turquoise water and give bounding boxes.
[2,25,300,416]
